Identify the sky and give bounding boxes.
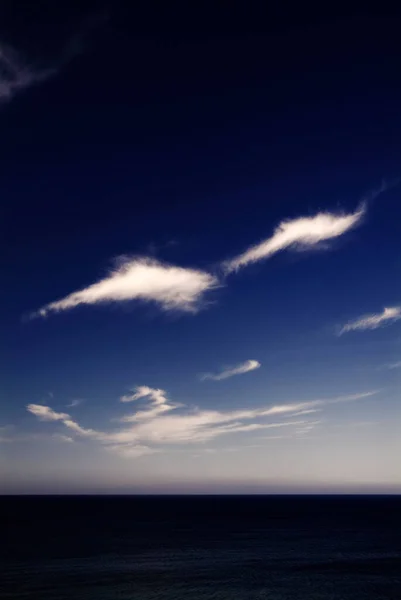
[0,4,400,494]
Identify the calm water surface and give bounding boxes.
[2,496,400,599]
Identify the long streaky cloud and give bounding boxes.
[27,389,377,458]
[384,361,401,370]
[31,257,219,318]
[26,404,97,437]
[200,359,261,381]
[223,204,365,273]
[338,306,401,334]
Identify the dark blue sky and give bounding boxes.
[1,5,400,493]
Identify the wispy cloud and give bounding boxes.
[120,386,166,403]
[338,306,401,335]
[26,402,155,458]
[105,444,158,458]
[200,359,261,381]
[258,419,321,439]
[0,43,54,103]
[66,399,84,408]
[223,205,365,273]
[0,13,107,105]
[26,404,97,438]
[383,361,401,370]
[26,404,69,422]
[0,427,74,444]
[285,408,322,417]
[27,389,377,458]
[52,433,74,443]
[31,257,219,318]
[295,421,320,436]
[119,386,180,422]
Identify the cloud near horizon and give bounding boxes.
[31,257,220,318]
[338,306,401,334]
[26,389,378,458]
[223,204,365,273]
[200,359,261,381]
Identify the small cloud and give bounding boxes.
[106,444,157,458]
[0,42,54,103]
[52,434,74,443]
[338,306,401,335]
[119,386,180,422]
[200,359,261,381]
[384,361,401,370]
[120,386,166,403]
[66,399,84,408]
[30,257,219,319]
[295,422,320,436]
[223,204,365,273]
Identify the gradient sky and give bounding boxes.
[1,5,400,494]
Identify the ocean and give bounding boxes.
[1,496,400,599]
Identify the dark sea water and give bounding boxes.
[1,496,401,599]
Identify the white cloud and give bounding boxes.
[26,389,378,458]
[61,419,98,437]
[258,420,321,439]
[120,386,166,403]
[287,408,322,417]
[26,404,97,437]
[26,404,69,421]
[116,390,375,445]
[66,399,84,408]
[338,306,401,334]
[31,257,219,318]
[26,403,156,458]
[200,359,261,381]
[223,205,365,273]
[119,386,180,422]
